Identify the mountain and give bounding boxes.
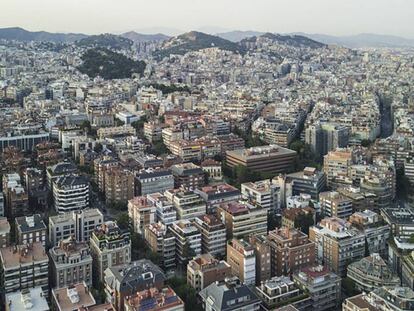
[217,31,265,42]
[78,48,146,80]
[154,31,245,59]
[294,33,414,48]
[0,27,87,43]
[121,31,170,43]
[77,33,133,50]
[242,33,326,49]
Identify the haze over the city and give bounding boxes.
[1,0,414,37]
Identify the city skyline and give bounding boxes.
[1,0,414,38]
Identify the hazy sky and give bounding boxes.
[1,0,414,37]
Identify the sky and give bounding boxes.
[1,0,414,38]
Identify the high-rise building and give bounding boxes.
[249,235,271,285]
[241,179,281,213]
[53,175,90,212]
[319,191,353,219]
[286,167,326,200]
[193,214,227,257]
[104,167,134,205]
[169,220,201,266]
[128,196,156,234]
[165,189,206,221]
[2,173,29,217]
[323,148,353,189]
[144,222,176,271]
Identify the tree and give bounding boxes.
[116,212,130,230]
[342,277,359,297]
[152,141,168,156]
[94,143,103,153]
[294,213,314,235]
[167,277,202,311]
[80,120,92,134]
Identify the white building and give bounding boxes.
[53,175,89,212]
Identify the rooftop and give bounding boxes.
[5,287,49,311]
[0,242,48,268]
[52,282,96,311]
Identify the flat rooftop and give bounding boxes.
[0,242,48,268]
[52,282,96,311]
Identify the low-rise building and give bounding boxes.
[187,254,231,292]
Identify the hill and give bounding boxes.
[121,31,170,43]
[242,33,326,49]
[78,48,146,80]
[77,34,133,50]
[0,27,87,43]
[217,30,264,42]
[294,32,414,48]
[153,31,245,59]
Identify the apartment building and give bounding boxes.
[227,239,256,285]
[6,287,50,311]
[193,214,227,257]
[319,191,353,219]
[256,276,311,311]
[226,145,296,174]
[169,220,202,266]
[293,265,341,311]
[124,286,184,311]
[49,208,104,246]
[2,173,29,217]
[15,214,47,247]
[53,175,90,212]
[165,189,206,221]
[216,201,267,239]
[381,207,414,240]
[0,242,49,296]
[90,221,131,283]
[135,169,174,196]
[104,259,165,311]
[144,222,176,271]
[286,167,326,200]
[309,217,365,276]
[0,217,10,248]
[147,192,177,225]
[94,157,119,193]
[199,277,261,311]
[49,236,93,288]
[170,163,206,190]
[195,183,241,213]
[347,253,400,292]
[323,148,353,189]
[187,254,231,292]
[128,196,156,234]
[248,235,272,285]
[268,227,315,276]
[104,167,134,205]
[51,282,96,311]
[241,179,281,213]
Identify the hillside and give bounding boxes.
[78,48,146,80]
[153,31,245,59]
[0,27,87,43]
[217,30,264,42]
[294,32,414,48]
[242,33,326,49]
[77,34,133,50]
[121,31,170,43]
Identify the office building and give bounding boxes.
[53,175,90,212]
[226,145,296,174]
